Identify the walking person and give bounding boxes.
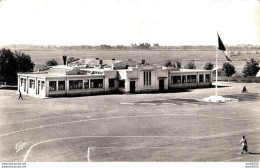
[18,91,23,100]
[242,86,247,93]
[239,135,248,154]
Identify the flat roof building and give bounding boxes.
[17,58,212,98]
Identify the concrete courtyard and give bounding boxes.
[0,82,260,162]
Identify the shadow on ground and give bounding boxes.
[248,152,260,155]
[0,86,17,90]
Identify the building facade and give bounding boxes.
[17,59,212,98]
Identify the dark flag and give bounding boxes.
[218,33,232,62]
[218,34,226,51]
[225,55,232,62]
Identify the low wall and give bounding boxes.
[212,76,260,83]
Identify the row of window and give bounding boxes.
[22,78,114,91]
[22,79,45,90]
[49,79,111,91]
[171,74,211,84]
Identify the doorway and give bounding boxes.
[159,79,164,92]
[130,81,135,93]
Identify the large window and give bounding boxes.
[24,79,26,92]
[109,79,115,88]
[90,79,103,88]
[41,81,45,90]
[29,79,35,89]
[143,71,151,85]
[205,74,211,82]
[119,80,125,87]
[58,81,65,90]
[199,74,204,83]
[21,78,23,86]
[84,80,89,89]
[171,76,181,84]
[49,81,56,91]
[69,80,83,90]
[182,75,186,83]
[187,75,196,83]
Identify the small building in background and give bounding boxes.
[17,58,212,98]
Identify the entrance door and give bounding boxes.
[130,81,135,93]
[159,79,164,92]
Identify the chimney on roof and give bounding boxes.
[99,60,103,69]
[96,58,99,60]
[141,59,145,65]
[62,55,67,65]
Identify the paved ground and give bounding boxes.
[0,82,260,162]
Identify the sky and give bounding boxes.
[0,0,259,46]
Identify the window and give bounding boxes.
[205,74,211,82]
[187,75,196,83]
[119,80,125,87]
[218,71,222,76]
[21,78,23,86]
[90,79,103,88]
[69,80,83,90]
[109,79,115,88]
[29,79,35,89]
[58,81,65,90]
[199,74,204,83]
[84,80,89,89]
[41,81,45,90]
[143,71,151,85]
[182,75,186,83]
[49,81,56,91]
[24,79,26,92]
[171,76,181,84]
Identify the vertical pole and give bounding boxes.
[87,148,90,162]
[215,32,218,97]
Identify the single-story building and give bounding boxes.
[17,59,212,98]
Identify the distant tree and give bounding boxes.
[138,43,150,49]
[164,60,181,68]
[242,58,260,77]
[204,62,214,70]
[164,60,172,67]
[175,61,181,69]
[0,49,17,84]
[184,61,196,69]
[222,63,236,82]
[15,51,35,72]
[131,43,138,49]
[46,59,58,66]
[67,57,75,63]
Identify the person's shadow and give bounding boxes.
[248,152,260,155]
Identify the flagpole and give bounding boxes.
[215,32,218,97]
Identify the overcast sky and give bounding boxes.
[0,0,259,46]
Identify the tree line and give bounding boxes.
[164,59,260,80]
[4,44,260,51]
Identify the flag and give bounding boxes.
[225,54,232,62]
[218,34,226,51]
[218,33,232,62]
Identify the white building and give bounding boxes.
[17,59,212,98]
